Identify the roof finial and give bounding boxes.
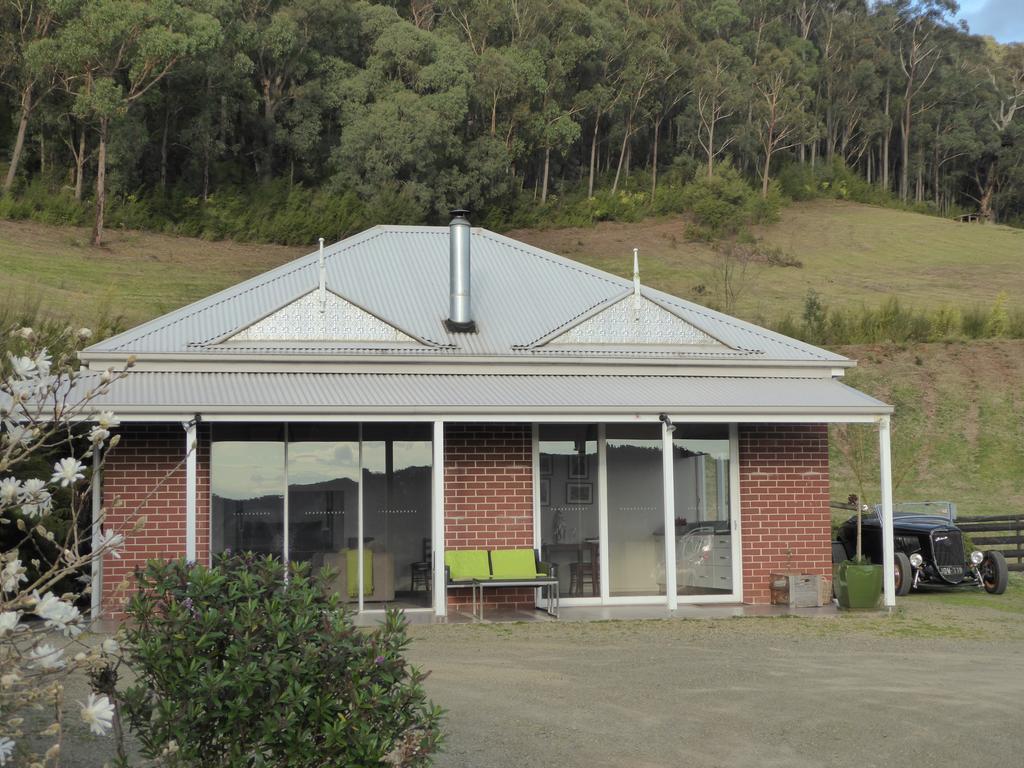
[632,247,641,297]
[318,237,326,314]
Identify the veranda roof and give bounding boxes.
[79,371,890,420]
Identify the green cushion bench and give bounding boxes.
[444,548,559,620]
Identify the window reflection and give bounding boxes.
[211,424,285,558]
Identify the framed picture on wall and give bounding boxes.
[539,478,550,506]
[566,482,592,505]
[539,453,553,476]
[568,453,589,479]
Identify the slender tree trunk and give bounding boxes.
[612,115,633,193]
[588,116,599,197]
[91,117,108,247]
[39,132,45,178]
[74,128,86,201]
[706,117,715,177]
[762,151,772,198]
[160,106,170,193]
[866,147,872,185]
[650,117,660,198]
[811,141,817,172]
[3,85,33,194]
[261,79,274,180]
[541,146,550,204]
[900,100,911,202]
[932,144,940,207]
[882,82,890,192]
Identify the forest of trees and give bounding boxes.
[1,0,1022,245]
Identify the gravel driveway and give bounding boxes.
[42,581,1024,767]
[409,590,1024,768]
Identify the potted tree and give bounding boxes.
[835,494,883,609]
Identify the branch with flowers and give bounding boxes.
[0,323,153,766]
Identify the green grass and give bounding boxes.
[0,218,304,328]
[511,199,1024,320]
[2,201,1022,523]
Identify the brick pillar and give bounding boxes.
[100,423,210,618]
[443,423,534,613]
[738,424,831,604]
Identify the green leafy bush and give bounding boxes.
[120,553,443,767]
[680,165,776,237]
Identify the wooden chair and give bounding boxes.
[410,537,432,592]
[569,540,599,596]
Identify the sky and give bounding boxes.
[957,0,1024,43]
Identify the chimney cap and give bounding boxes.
[449,208,471,220]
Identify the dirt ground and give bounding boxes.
[45,580,1024,766]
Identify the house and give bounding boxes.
[80,211,898,619]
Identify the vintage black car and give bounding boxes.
[834,503,1009,596]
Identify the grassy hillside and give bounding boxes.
[1,202,1021,520]
[0,219,304,328]
[510,199,1024,321]
[831,340,1024,519]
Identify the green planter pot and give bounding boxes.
[835,561,883,610]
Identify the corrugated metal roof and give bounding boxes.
[80,371,889,416]
[83,226,846,363]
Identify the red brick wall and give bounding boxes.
[738,424,831,604]
[443,423,534,612]
[100,423,210,617]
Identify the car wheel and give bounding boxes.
[894,551,913,596]
[980,550,1008,595]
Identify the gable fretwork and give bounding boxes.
[227,290,416,343]
[548,293,724,347]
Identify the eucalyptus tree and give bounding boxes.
[40,0,219,245]
[752,42,815,196]
[691,39,749,177]
[0,0,74,194]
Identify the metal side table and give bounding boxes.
[471,577,560,621]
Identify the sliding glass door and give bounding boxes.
[211,423,432,611]
[534,422,738,605]
[606,425,666,598]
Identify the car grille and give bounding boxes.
[931,530,964,582]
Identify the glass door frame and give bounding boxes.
[533,421,743,608]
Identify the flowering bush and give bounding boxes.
[0,325,135,765]
[120,553,444,767]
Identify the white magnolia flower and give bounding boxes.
[1,421,33,448]
[29,643,65,670]
[18,478,51,517]
[88,425,110,444]
[0,478,21,506]
[97,411,116,428]
[0,611,20,636]
[33,350,51,377]
[0,736,14,766]
[79,693,115,736]
[77,327,93,341]
[1,671,20,689]
[33,592,82,637]
[0,560,27,592]
[7,354,35,379]
[101,638,120,655]
[96,530,124,559]
[51,458,85,487]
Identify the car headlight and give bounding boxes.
[970,551,984,566]
[909,553,923,568]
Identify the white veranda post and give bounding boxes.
[432,420,446,617]
[662,420,678,610]
[184,419,198,563]
[879,415,896,608]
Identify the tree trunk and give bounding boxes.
[706,116,715,177]
[160,105,170,193]
[900,100,911,202]
[261,79,274,180]
[650,117,660,198]
[39,132,45,178]
[612,120,630,193]
[74,128,86,201]
[882,82,890,192]
[588,115,599,197]
[761,148,773,198]
[3,85,33,195]
[541,146,550,204]
[91,118,108,247]
[810,140,817,171]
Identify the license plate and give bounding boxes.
[939,566,962,576]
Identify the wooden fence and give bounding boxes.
[957,515,1024,572]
